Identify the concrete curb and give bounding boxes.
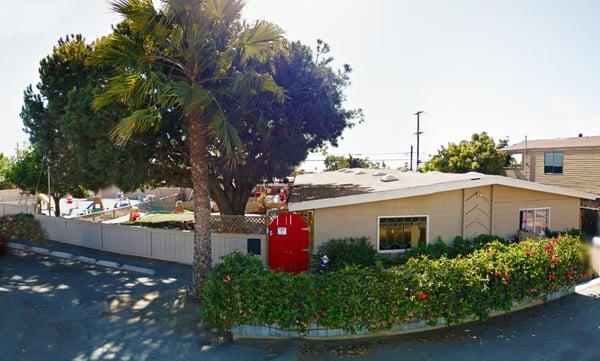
[8,241,156,275]
[30,246,50,255]
[121,264,156,275]
[8,242,29,250]
[75,256,97,264]
[50,251,74,260]
[96,260,120,269]
[232,286,577,340]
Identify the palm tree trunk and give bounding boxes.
[188,117,212,297]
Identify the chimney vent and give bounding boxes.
[579,133,583,137]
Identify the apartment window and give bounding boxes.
[519,208,550,234]
[544,152,563,174]
[378,216,427,252]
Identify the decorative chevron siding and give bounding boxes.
[463,186,493,238]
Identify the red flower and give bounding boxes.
[503,273,511,282]
[551,254,560,265]
[525,250,533,257]
[567,271,575,280]
[548,273,557,281]
[223,273,232,284]
[582,271,590,278]
[544,242,555,254]
[418,292,429,300]
[494,270,502,277]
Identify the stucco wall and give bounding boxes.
[312,190,464,250]
[311,186,581,251]
[491,185,580,238]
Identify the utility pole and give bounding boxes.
[47,159,51,216]
[414,111,424,169]
[410,145,413,171]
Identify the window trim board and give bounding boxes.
[376,214,430,254]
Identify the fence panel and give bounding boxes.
[150,228,194,264]
[2,203,35,216]
[34,215,66,242]
[64,219,103,249]
[101,224,153,258]
[211,233,268,265]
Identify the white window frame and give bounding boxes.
[519,207,551,235]
[376,215,430,253]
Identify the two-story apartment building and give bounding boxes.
[503,134,600,239]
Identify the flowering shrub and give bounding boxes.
[203,236,589,333]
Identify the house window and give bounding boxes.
[544,152,563,174]
[519,208,550,234]
[378,216,427,252]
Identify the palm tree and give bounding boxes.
[93,0,283,295]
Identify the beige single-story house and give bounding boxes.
[288,169,596,253]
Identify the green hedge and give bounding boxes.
[312,237,377,271]
[0,213,47,244]
[203,236,589,333]
[316,234,508,269]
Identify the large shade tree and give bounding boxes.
[207,40,360,214]
[21,35,97,215]
[421,132,513,175]
[93,0,285,293]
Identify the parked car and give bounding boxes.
[0,233,7,256]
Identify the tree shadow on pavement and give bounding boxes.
[0,250,273,361]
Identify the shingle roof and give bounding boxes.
[505,135,600,151]
[288,168,596,210]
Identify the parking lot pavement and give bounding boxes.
[3,246,600,361]
[0,249,272,361]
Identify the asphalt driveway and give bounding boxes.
[3,246,600,361]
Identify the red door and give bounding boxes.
[268,213,309,273]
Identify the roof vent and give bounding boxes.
[354,170,366,175]
[373,170,387,176]
[380,174,398,182]
[579,133,583,138]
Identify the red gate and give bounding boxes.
[268,212,309,273]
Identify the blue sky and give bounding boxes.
[2,1,600,170]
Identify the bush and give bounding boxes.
[313,237,377,271]
[0,213,47,244]
[451,234,508,257]
[203,236,589,333]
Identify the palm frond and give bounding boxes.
[110,108,162,145]
[236,20,283,62]
[205,0,245,23]
[231,71,285,102]
[90,33,145,72]
[164,81,213,117]
[208,112,243,166]
[110,0,159,32]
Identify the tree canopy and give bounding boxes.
[421,132,512,175]
[0,154,14,190]
[323,154,380,171]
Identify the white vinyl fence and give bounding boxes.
[33,215,267,265]
[1,202,267,265]
[0,203,35,217]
